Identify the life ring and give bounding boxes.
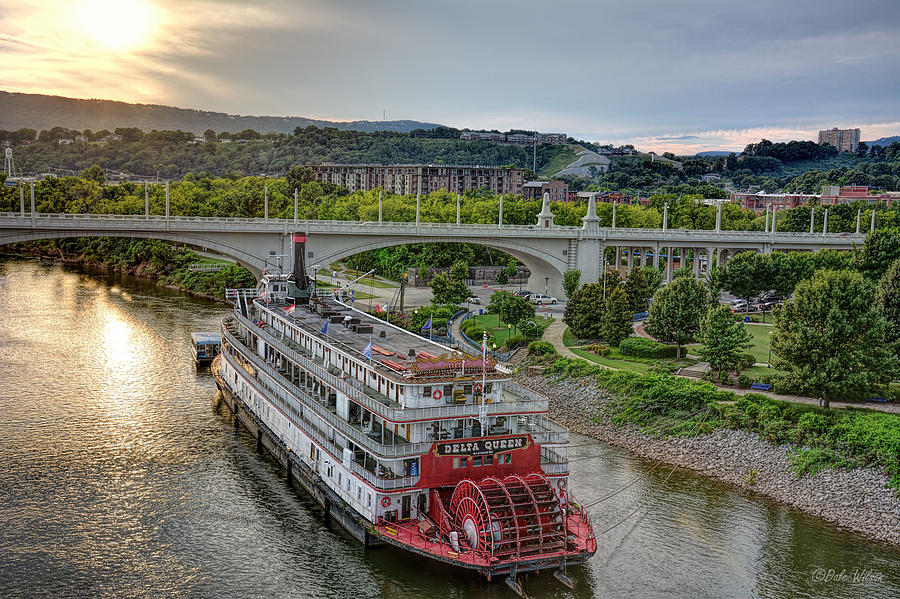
[473,383,482,393]
[381,496,391,508]
[432,389,443,400]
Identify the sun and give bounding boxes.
[75,0,160,52]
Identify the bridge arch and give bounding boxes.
[0,229,268,276]
[310,235,568,296]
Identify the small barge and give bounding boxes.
[190,332,221,365]
[211,233,596,589]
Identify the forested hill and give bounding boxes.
[0,91,441,135]
[9,127,548,179]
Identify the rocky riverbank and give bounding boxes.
[518,373,900,547]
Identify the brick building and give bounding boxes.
[731,191,820,212]
[307,164,524,196]
[821,185,898,206]
[522,180,569,202]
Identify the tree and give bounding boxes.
[600,287,634,346]
[771,270,898,408]
[645,276,711,357]
[623,267,651,313]
[876,258,900,346]
[429,272,468,305]
[562,269,581,299]
[698,305,752,382]
[449,260,469,283]
[286,166,315,192]
[640,265,663,292]
[563,283,606,339]
[486,290,534,334]
[722,251,768,304]
[203,129,217,142]
[81,164,106,185]
[855,231,900,279]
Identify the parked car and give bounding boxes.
[514,290,534,299]
[530,294,558,305]
[730,299,749,312]
[466,296,480,305]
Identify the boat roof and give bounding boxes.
[258,296,505,379]
[191,332,221,344]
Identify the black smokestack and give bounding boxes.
[293,233,307,291]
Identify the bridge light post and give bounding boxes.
[378,190,383,224]
[144,182,149,218]
[871,209,876,233]
[823,208,829,237]
[165,182,170,229]
[264,185,269,220]
[856,209,861,234]
[294,188,299,225]
[19,182,24,217]
[809,206,814,233]
[30,181,35,226]
[662,202,668,232]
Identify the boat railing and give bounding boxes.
[232,311,546,423]
[221,349,421,489]
[222,325,436,459]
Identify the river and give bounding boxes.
[0,257,897,599]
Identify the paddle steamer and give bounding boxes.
[212,234,596,587]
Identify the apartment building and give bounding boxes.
[820,185,898,207]
[818,128,861,153]
[308,164,524,195]
[522,180,569,202]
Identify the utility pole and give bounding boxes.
[264,184,268,219]
[532,132,537,173]
[144,182,149,217]
[294,188,298,224]
[165,181,170,228]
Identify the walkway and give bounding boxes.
[541,319,585,362]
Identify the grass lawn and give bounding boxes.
[743,324,774,364]
[571,348,653,373]
[470,314,552,347]
[563,327,581,347]
[687,323,773,364]
[742,364,789,378]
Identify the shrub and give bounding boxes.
[587,343,610,356]
[788,447,844,478]
[618,337,678,359]
[528,341,556,356]
[737,374,751,388]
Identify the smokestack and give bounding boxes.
[293,233,307,290]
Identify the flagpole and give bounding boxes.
[480,331,487,436]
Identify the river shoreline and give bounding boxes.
[2,248,229,304]
[518,373,900,547]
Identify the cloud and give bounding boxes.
[0,0,898,141]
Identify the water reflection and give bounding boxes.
[0,257,897,599]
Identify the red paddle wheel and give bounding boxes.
[448,474,567,560]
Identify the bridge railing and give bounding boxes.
[0,211,869,242]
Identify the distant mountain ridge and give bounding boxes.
[0,91,442,134]
[694,151,735,157]
[865,136,900,146]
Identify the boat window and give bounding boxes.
[422,386,431,398]
[484,455,493,466]
[473,457,482,467]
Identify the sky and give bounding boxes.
[1,0,899,154]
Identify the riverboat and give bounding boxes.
[211,233,596,589]
[190,331,221,365]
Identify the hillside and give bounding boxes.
[0,91,441,135]
[866,136,900,146]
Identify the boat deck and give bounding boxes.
[371,511,596,578]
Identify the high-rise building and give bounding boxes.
[818,128,861,153]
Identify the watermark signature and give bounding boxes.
[812,567,885,584]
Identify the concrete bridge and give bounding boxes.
[0,194,865,297]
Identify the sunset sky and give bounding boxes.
[1,0,898,153]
